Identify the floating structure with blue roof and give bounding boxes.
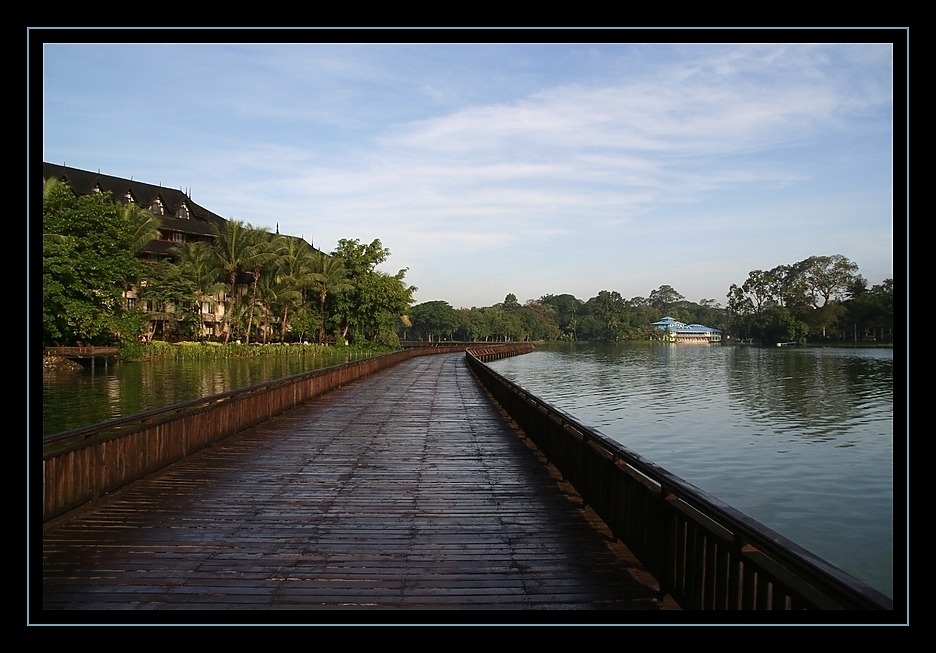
[651,316,722,343]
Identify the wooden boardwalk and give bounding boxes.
[40,352,679,618]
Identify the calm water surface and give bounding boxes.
[487,342,898,599]
[40,348,373,437]
[39,342,900,599]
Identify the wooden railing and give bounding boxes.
[42,342,893,611]
[462,343,534,361]
[464,347,894,611]
[42,345,473,522]
[44,345,120,358]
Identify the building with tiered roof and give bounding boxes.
[651,316,722,343]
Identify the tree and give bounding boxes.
[754,305,810,344]
[43,182,149,345]
[454,307,492,342]
[583,290,629,341]
[119,203,162,254]
[540,293,583,341]
[329,239,415,346]
[520,299,561,341]
[500,293,521,311]
[333,237,391,278]
[272,237,320,342]
[288,306,320,344]
[353,270,416,346]
[799,255,860,308]
[485,306,522,342]
[399,313,413,340]
[739,271,776,312]
[844,278,893,342]
[211,220,274,343]
[309,250,352,344]
[727,255,873,343]
[242,233,281,344]
[783,255,861,338]
[772,264,810,311]
[408,300,459,342]
[172,241,228,340]
[648,284,684,313]
[846,275,870,299]
[136,259,198,341]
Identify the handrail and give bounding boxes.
[464,347,894,611]
[42,342,893,610]
[44,345,120,357]
[41,346,469,521]
[43,356,371,449]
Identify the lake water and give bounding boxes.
[38,342,900,600]
[486,341,899,600]
[39,347,377,437]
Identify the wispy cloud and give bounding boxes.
[40,38,897,308]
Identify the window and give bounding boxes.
[150,198,165,215]
[177,203,191,219]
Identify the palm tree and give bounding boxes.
[273,237,319,342]
[119,203,162,254]
[42,177,73,245]
[211,220,273,343]
[43,176,68,201]
[242,235,281,344]
[173,241,227,340]
[309,250,352,344]
[255,271,299,343]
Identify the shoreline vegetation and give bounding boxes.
[43,174,893,358]
[42,340,393,372]
[42,338,893,374]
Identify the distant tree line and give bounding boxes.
[42,176,892,348]
[404,258,893,346]
[404,286,726,344]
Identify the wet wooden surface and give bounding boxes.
[41,352,679,617]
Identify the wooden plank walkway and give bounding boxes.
[40,352,679,617]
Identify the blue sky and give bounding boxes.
[37,34,900,310]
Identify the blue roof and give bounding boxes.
[651,318,720,333]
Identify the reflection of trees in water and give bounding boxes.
[42,349,361,436]
[729,349,892,442]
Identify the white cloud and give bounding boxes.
[40,39,897,308]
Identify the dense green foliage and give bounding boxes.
[42,176,893,348]
[42,180,149,344]
[130,340,392,361]
[408,288,728,344]
[42,181,417,348]
[406,300,460,341]
[327,238,416,347]
[726,256,893,345]
[405,261,893,345]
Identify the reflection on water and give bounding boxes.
[489,342,897,599]
[39,342,898,599]
[728,347,893,443]
[40,348,367,437]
